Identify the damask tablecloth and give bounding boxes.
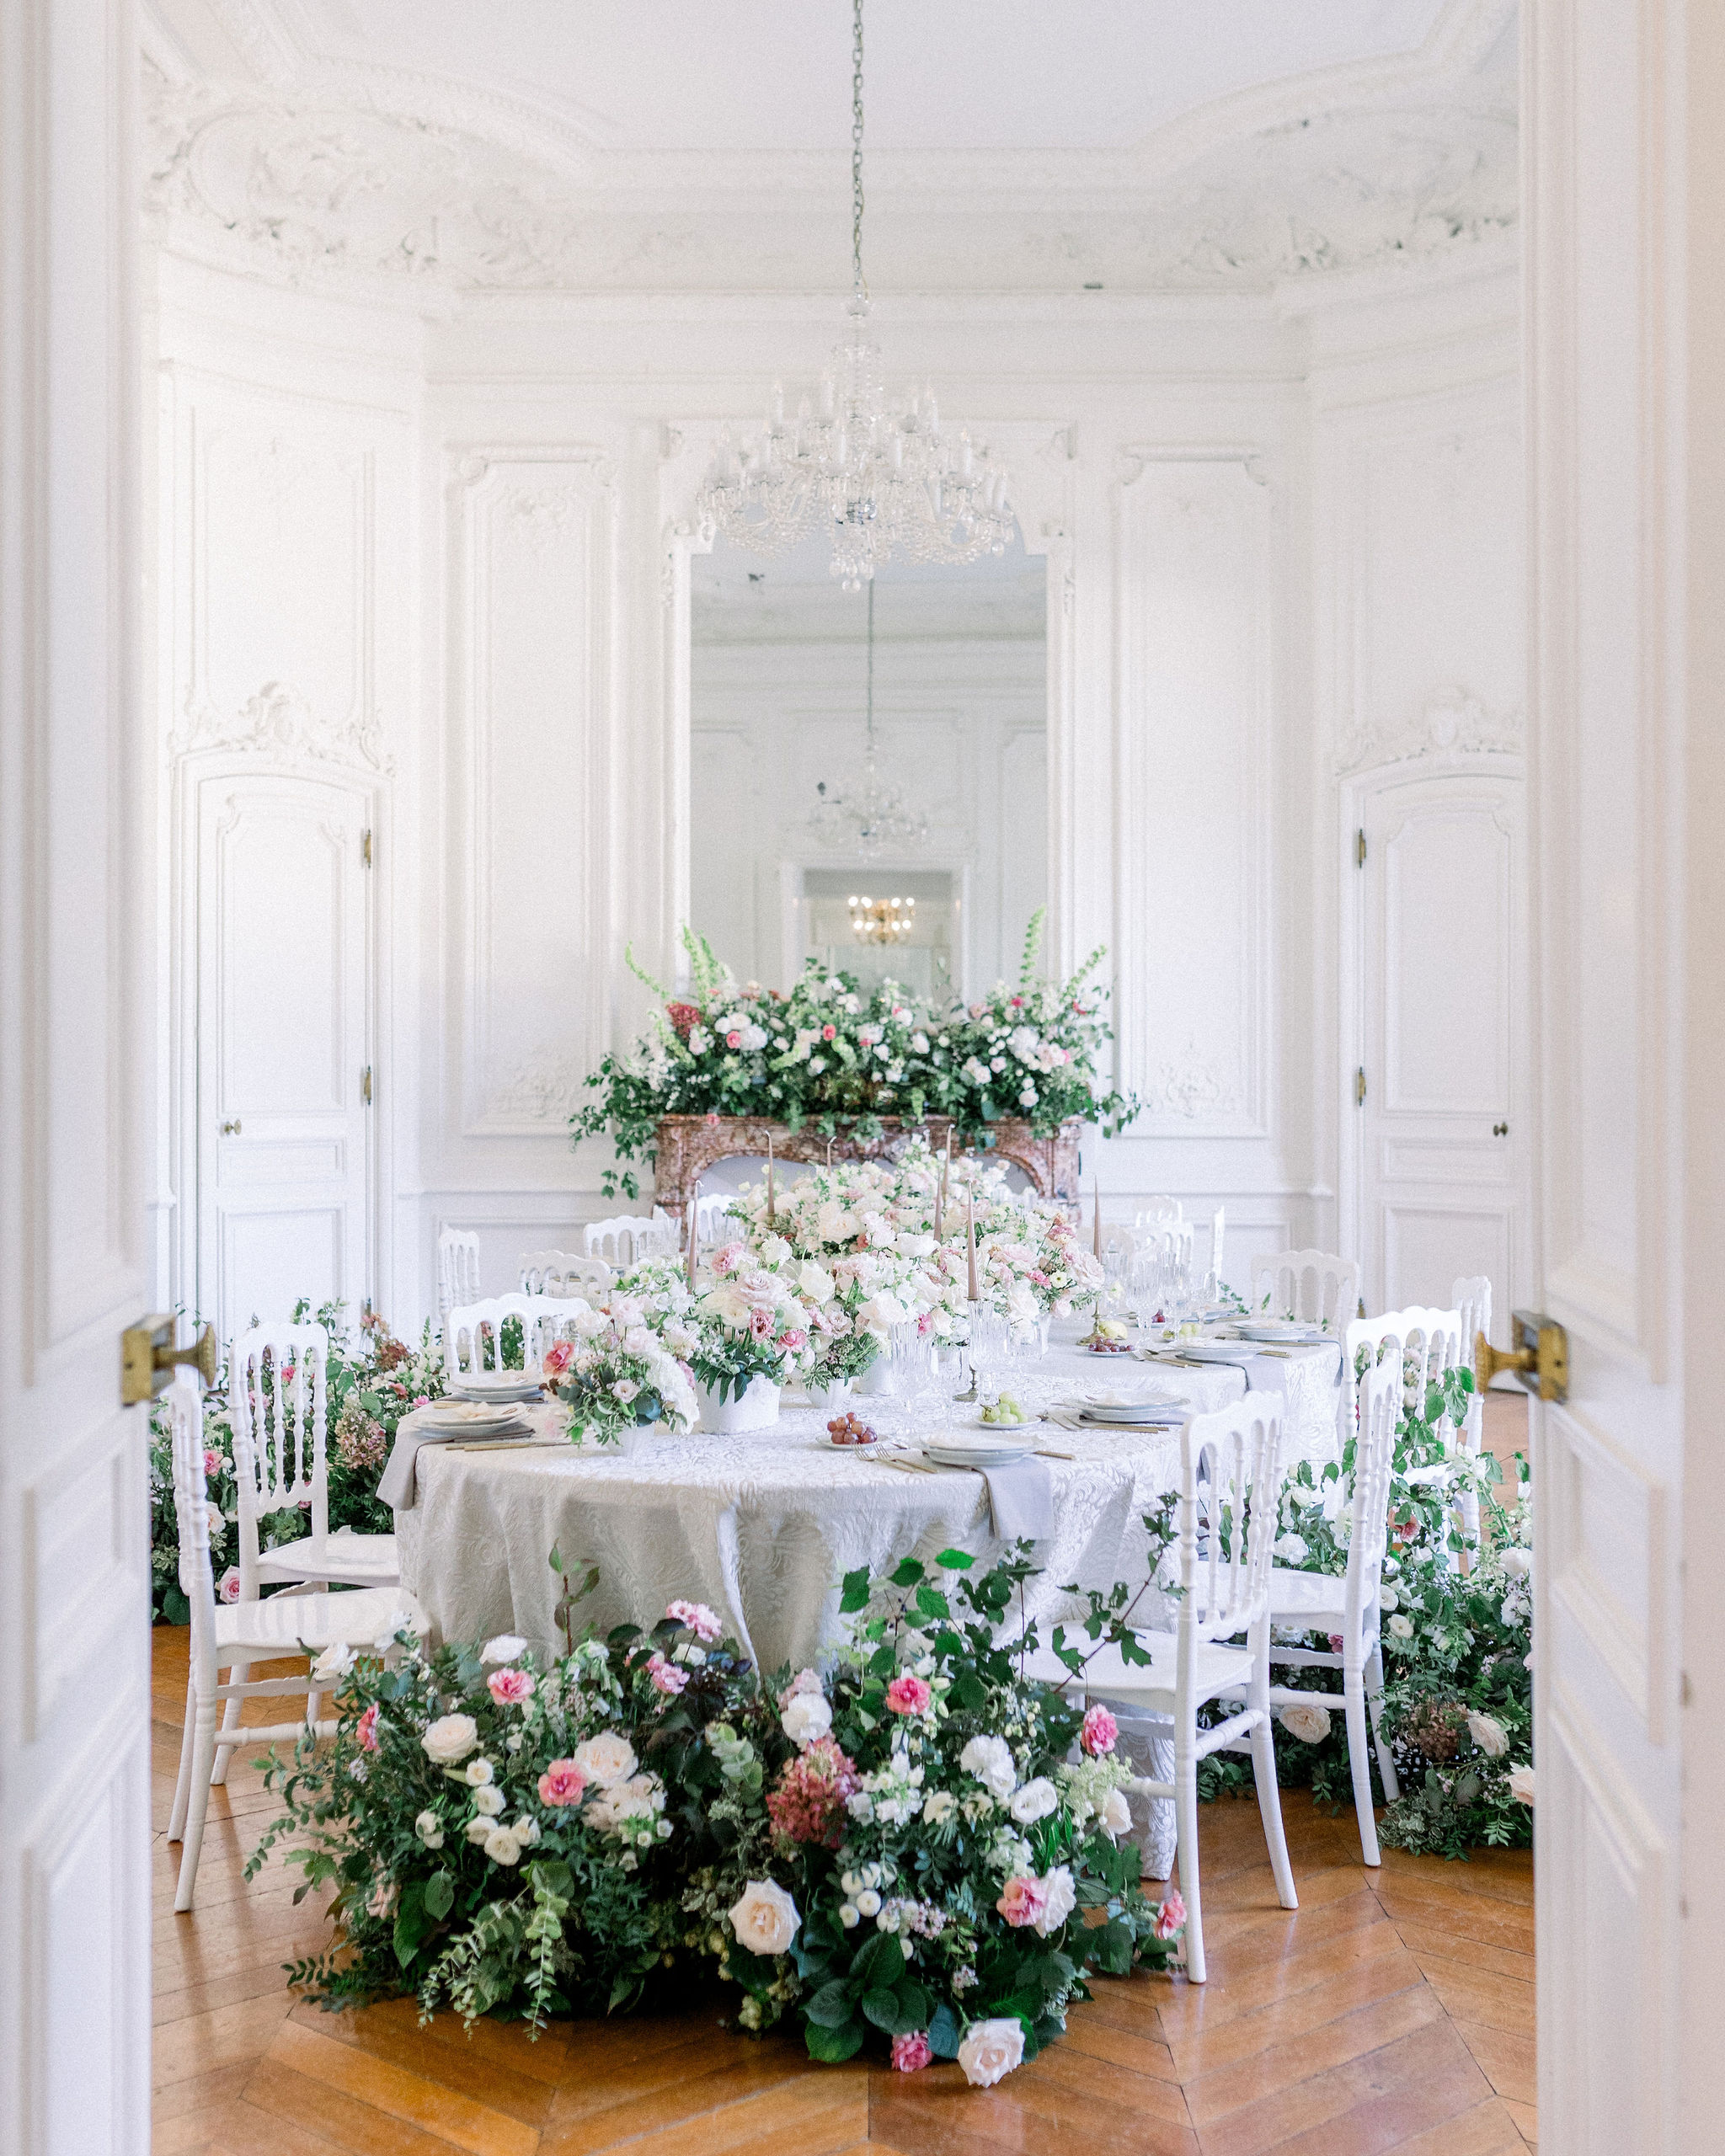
[390,1337,1343,1676]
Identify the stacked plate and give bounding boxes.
[451,1369,544,1404]
[926,1429,1033,1469]
[1079,1395,1186,1428]
[1172,1338,1259,1364]
[419,1400,534,1440]
[1235,1320,1325,1344]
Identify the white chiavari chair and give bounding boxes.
[584,1213,678,1267]
[163,1370,425,1909]
[1252,1249,1362,1333]
[1135,1195,1184,1228]
[442,1293,579,1382]
[1451,1275,1494,1556]
[1024,1393,1296,1984]
[436,1225,482,1321]
[1256,1357,1402,1864]
[1209,1205,1226,1289]
[520,1249,614,1297]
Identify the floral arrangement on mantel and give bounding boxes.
[571,915,1139,1201]
[248,1545,1183,2080]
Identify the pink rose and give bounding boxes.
[1328,1632,1347,1655]
[487,1668,535,1706]
[725,1030,742,1050]
[216,1566,241,1604]
[1152,1888,1187,1940]
[884,1675,932,1717]
[203,1448,223,1477]
[890,2031,932,2073]
[748,1307,775,1341]
[537,1759,588,1807]
[666,1599,722,1642]
[997,1876,1046,1929]
[821,1024,836,1042]
[1080,1705,1119,1757]
[543,1340,575,1378]
[776,1327,808,1353]
[355,1703,381,1753]
[646,1652,689,1698]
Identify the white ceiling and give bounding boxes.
[234,0,1452,155]
[142,0,1519,297]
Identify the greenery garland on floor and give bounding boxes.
[247,1545,1183,2088]
[569,917,1140,1200]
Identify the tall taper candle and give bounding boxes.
[967,1191,979,1302]
[686,1183,699,1292]
[1092,1172,1103,1261]
[937,1129,951,1238]
[766,1134,776,1225]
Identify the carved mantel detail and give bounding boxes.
[652,1114,1082,1220]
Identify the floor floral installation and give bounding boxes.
[243,1546,1183,2089]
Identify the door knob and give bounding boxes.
[1476,1312,1567,1403]
[1492,1121,1509,1136]
[120,1316,218,1405]
[221,1118,242,1135]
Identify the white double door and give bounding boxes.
[1354,763,1527,1320]
[193,768,374,1341]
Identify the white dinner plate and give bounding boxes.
[969,1409,1033,1433]
[1236,1321,1323,1343]
[1081,1397,1183,1423]
[1168,1338,1259,1364]
[419,1403,531,1437]
[451,1373,544,1402]
[927,1440,1032,1468]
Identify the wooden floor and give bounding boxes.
[154,1395,1535,2156]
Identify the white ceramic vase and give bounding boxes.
[695,1374,782,1433]
[806,1376,855,1412]
[855,1358,895,1398]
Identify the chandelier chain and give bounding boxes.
[851,0,868,304]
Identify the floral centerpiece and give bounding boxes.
[542,1286,698,1449]
[686,1237,817,1424]
[571,919,1137,1201]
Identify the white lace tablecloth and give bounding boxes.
[390,1337,1343,1678]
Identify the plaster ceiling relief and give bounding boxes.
[142,0,1517,296]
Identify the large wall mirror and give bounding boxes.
[689,531,1048,1002]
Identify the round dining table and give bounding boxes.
[387,1331,1344,1678]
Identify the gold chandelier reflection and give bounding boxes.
[848,894,915,946]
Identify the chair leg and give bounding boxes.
[167,1675,196,1843]
[1248,1712,1299,1911]
[1173,1743,1206,1985]
[211,1660,247,1784]
[174,1699,221,1913]
[1365,1644,1399,1802]
[1343,1669,1382,1867]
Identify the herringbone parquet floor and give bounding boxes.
[153,1401,1536,2156]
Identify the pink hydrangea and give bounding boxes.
[1080,1705,1119,1757]
[884,1674,932,1717]
[355,1703,381,1753]
[1152,1888,1187,1940]
[645,1652,689,1699]
[486,1668,535,1707]
[765,1737,858,1848]
[537,1760,588,1807]
[666,1599,723,1642]
[996,1876,1047,1929]
[890,2031,933,2073]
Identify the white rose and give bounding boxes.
[855,1888,882,1918]
[1500,1547,1534,1580]
[1508,1764,1535,1806]
[422,1714,479,1765]
[574,1732,638,1787]
[464,1758,494,1786]
[1279,1703,1332,1744]
[796,1260,835,1304]
[839,1903,861,1929]
[1378,1586,1399,1613]
[959,1734,1017,1800]
[729,1878,800,1958]
[1009,1777,1059,1825]
[483,1823,522,1866]
[414,1809,444,1848]
[1466,1712,1510,1758]
[958,2017,1026,2089]
[1099,1787,1134,1839]
[1034,1865,1077,1939]
[464,1817,491,1844]
[311,1641,355,1684]
[481,1634,529,1664]
[781,1693,833,1748]
[1273,1532,1309,1566]
[1387,1614,1414,1640]
[471,1784,505,1817]
[921,1789,958,1828]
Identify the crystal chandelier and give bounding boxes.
[694,0,1014,590]
[809,582,929,859]
[849,893,916,945]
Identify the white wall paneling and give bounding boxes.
[3,0,152,2144]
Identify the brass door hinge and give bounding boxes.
[120,1316,216,1406]
[1355,828,1367,867]
[1354,1066,1367,1107]
[1477,1310,1569,1403]
[361,1065,373,1105]
[360,828,373,867]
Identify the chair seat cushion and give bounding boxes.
[1017,1631,1254,1710]
[1267,1566,1349,1623]
[255,1532,399,1586]
[214,1586,425,1659]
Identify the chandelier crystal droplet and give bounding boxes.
[695,0,1014,589]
